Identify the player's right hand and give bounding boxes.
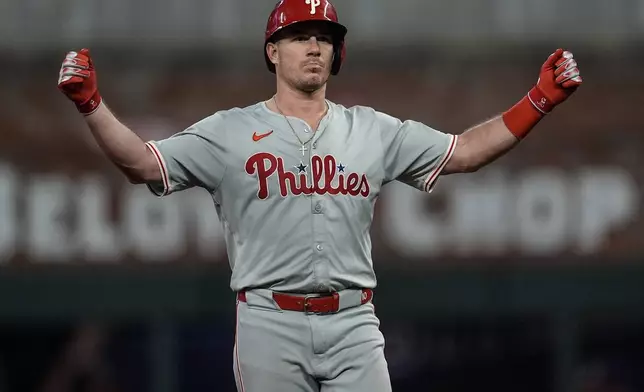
[57,48,103,116]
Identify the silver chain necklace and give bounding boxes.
[272,96,321,156]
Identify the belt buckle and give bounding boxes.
[303,294,323,314]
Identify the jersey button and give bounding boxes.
[312,142,317,149]
[314,203,322,213]
[316,244,323,252]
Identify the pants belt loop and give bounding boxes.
[337,288,373,311]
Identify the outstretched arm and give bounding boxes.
[443,48,583,174]
[57,49,160,184]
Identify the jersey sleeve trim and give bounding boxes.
[145,141,171,196]
[424,134,458,193]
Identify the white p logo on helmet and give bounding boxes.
[305,0,321,14]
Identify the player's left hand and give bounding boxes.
[528,48,582,114]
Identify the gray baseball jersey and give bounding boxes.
[145,99,457,293]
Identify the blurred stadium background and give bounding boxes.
[1,0,644,391]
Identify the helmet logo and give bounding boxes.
[305,0,321,15]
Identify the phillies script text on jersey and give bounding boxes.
[245,153,370,199]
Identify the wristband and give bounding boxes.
[501,86,551,140]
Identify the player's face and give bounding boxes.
[269,22,335,92]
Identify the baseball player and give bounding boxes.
[57,0,583,390]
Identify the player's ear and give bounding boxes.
[266,42,279,66]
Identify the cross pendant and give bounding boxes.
[300,144,308,156]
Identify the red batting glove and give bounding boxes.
[503,48,583,139]
[57,48,103,116]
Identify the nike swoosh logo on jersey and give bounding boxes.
[252,130,274,142]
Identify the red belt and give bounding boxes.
[237,289,373,314]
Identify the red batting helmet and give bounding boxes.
[264,0,348,75]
